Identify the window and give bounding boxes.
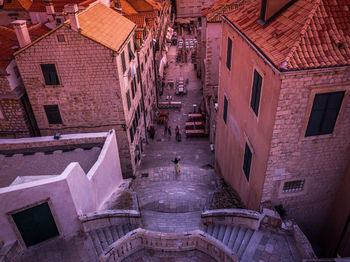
[131,79,135,99]
[145,53,148,63]
[56,34,65,42]
[44,105,62,124]
[243,143,252,181]
[250,70,262,116]
[147,48,150,56]
[126,90,131,110]
[136,66,141,83]
[56,18,62,25]
[133,34,139,50]
[128,42,135,61]
[7,0,12,3]
[223,95,228,124]
[12,202,59,247]
[283,180,305,193]
[13,66,20,78]
[129,127,134,143]
[226,37,232,70]
[305,91,345,137]
[40,64,59,85]
[121,51,126,73]
[141,63,144,72]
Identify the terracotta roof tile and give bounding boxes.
[66,2,136,52]
[2,0,32,10]
[0,23,50,70]
[202,0,250,23]
[224,0,350,70]
[28,0,92,12]
[125,14,146,28]
[120,0,138,14]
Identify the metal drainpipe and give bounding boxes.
[137,47,149,144]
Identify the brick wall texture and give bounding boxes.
[15,26,139,177]
[262,68,350,240]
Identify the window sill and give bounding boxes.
[43,84,63,88]
[299,133,335,142]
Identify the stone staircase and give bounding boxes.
[205,224,254,260]
[89,224,138,256]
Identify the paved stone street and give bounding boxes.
[133,42,216,233]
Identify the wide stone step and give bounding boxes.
[206,223,254,259]
[89,224,137,256]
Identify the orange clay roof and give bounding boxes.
[125,14,146,28]
[202,0,250,22]
[0,24,50,70]
[2,0,32,10]
[28,0,94,12]
[224,0,350,71]
[66,2,136,52]
[126,0,154,12]
[120,0,138,14]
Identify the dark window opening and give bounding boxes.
[129,127,134,142]
[40,64,59,85]
[305,91,345,137]
[126,90,131,110]
[57,34,65,42]
[44,105,62,124]
[131,79,135,99]
[223,95,228,124]
[226,37,232,70]
[243,143,252,181]
[13,65,20,78]
[12,202,59,247]
[250,70,262,116]
[121,51,126,73]
[128,42,135,61]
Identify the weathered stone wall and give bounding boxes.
[263,67,350,240]
[15,26,134,176]
[0,77,31,138]
[215,21,281,210]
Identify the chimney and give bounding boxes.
[64,4,80,32]
[44,0,55,22]
[113,0,121,10]
[259,0,294,24]
[12,20,31,48]
[99,0,110,8]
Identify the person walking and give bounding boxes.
[168,125,172,139]
[171,157,181,176]
[175,125,181,142]
[164,121,168,136]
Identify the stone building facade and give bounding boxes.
[215,0,350,245]
[14,2,144,177]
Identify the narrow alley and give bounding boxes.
[132,37,217,233]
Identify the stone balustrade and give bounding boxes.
[79,209,142,233]
[201,208,261,230]
[99,229,238,262]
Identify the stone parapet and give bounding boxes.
[0,132,107,153]
[99,229,238,262]
[201,209,261,230]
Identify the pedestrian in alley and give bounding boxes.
[171,157,181,176]
[150,125,155,140]
[175,125,181,142]
[164,120,168,136]
[168,125,172,139]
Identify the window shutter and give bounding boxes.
[250,70,262,116]
[44,105,62,124]
[306,91,345,136]
[128,42,135,61]
[243,143,252,181]
[129,127,134,142]
[126,90,131,110]
[121,52,126,73]
[226,37,232,70]
[223,96,228,124]
[41,64,59,85]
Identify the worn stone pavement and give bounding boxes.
[133,43,216,234]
